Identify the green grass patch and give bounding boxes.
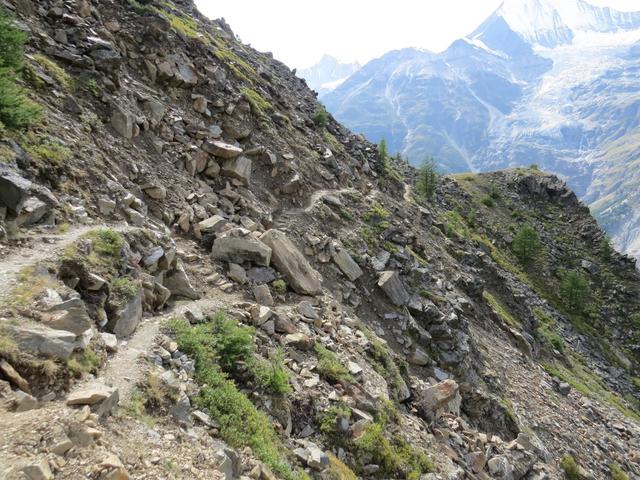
[362,328,407,401]
[254,348,290,396]
[325,454,357,480]
[315,343,352,384]
[110,277,139,304]
[483,291,519,329]
[67,348,101,376]
[543,357,640,422]
[318,403,352,436]
[560,455,580,480]
[354,422,432,479]
[64,229,125,276]
[22,134,72,168]
[610,463,629,480]
[212,37,257,83]
[241,87,272,117]
[32,54,72,89]
[481,195,495,207]
[533,308,565,352]
[443,210,471,239]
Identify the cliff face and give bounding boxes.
[0,1,638,479]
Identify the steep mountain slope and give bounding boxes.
[0,0,638,479]
[323,0,640,260]
[297,55,360,97]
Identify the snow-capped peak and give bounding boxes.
[496,0,640,47]
[497,0,573,47]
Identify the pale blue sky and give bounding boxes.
[195,0,640,69]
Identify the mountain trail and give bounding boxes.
[83,292,247,404]
[0,225,98,302]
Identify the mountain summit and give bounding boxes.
[297,55,360,96]
[323,0,640,259]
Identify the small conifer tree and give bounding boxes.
[512,224,542,266]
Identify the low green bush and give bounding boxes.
[167,316,305,480]
[272,279,287,294]
[0,7,41,129]
[255,348,290,395]
[314,105,329,126]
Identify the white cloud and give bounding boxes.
[194,0,640,69]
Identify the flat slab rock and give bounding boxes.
[203,140,243,159]
[67,383,117,406]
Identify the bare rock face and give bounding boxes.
[41,296,92,335]
[0,171,58,222]
[377,271,409,306]
[259,230,322,295]
[194,215,227,239]
[212,228,272,266]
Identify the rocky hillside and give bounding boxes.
[0,0,638,479]
[322,0,640,261]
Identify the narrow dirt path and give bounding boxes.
[403,183,413,203]
[274,188,356,228]
[0,223,133,303]
[0,225,97,302]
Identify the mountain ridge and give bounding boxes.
[322,0,640,259]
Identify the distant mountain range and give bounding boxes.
[316,0,640,259]
[297,55,360,97]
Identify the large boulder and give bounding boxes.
[67,382,119,418]
[0,170,57,221]
[16,197,51,226]
[332,248,363,281]
[259,230,322,295]
[42,296,92,335]
[193,214,227,239]
[377,271,409,306]
[416,379,461,422]
[203,140,243,159]
[5,325,76,360]
[107,287,143,338]
[0,171,31,214]
[221,156,252,185]
[111,105,134,139]
[164,261,200,300]
[212,228,272,266]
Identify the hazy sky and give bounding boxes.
[195,0,640,69]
